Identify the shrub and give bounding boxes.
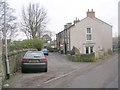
[8,43,16,51]
[21,39,34,49]
[7,38,44,51]
[67,53,95,62]
[70,46,75,55]
[33,38,44,50]
[80,53,95,62]
[47,46,54,52]
[73,55,81,62]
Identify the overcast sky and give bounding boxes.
[7,0,119,40]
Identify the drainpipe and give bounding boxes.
[69,27,71,52]
[64,30,67,54]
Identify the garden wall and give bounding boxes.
[2,50,27,81]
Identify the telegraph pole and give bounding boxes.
[4,0,10,79]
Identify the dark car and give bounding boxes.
[42,48,49,56]
[21,51,47,73]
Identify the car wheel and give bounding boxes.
[44,68,47,72]
[21,68,25,73]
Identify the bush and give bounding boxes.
[32,38,44,50]
[47,46,54,52]
[80,53,95,62]
[67,53,95,62]
[21,39,34,49]
[8,43,16,51]
[70,46,75,55]
[7,38,44,51]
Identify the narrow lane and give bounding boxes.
[69,54,118,88]
[42,54,118,88]
[3,53,118,88]
[5,52,91,88]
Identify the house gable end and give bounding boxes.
[93,18,112,27]
[75,17,112,28]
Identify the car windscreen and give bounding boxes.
[24,52,44,58]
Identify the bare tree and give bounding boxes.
[0,0,18,41]
[43,30,53,38]
[21,3,48,39]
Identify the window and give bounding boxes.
[86,28,92,41]
[87,28,91,33]
[87,34,91,40]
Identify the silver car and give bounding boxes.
[21,51,47,73]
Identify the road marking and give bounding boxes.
[44,69,77,84]
[44,64,91,84]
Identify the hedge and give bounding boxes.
[67,53,95,62]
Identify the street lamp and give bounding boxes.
[4,0,10,79]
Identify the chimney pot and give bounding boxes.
[87,9,95,18]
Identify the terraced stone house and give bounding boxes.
[56,9,112,57]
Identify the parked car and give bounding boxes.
[42,48,49,56]
[21,51,47,73]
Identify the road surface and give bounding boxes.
[3,53,118,88]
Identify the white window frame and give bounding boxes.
[86,28,91,33]
[86,34,92,40]
[86,28,92,41]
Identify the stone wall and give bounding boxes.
[95,50,104,60]
[0,36,2,90]
[2,49,36,82]
[2,50,27,83]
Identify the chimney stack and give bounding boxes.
[73,17,80,25]
[64,23,72,29]
[87,9,95,18]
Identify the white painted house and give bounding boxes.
[56,9,112,57]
